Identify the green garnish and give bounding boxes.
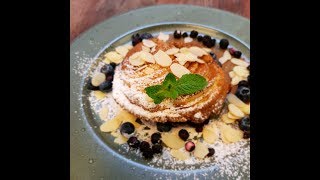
[145,73,208,104]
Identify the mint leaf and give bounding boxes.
[144,73,207,104]
[145,85,166,104]
[176,74,208,95]
[162,73,177,89]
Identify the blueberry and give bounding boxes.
[235,86,250,103]
[120,122,135,135]
[151,133,161,144]
[139,141,150,152]
[152,144,163,154]
[197,36,203,42]
[209,52,217,59]
[106,75,113,82]
[243,131,250,139]
[207,148,215,157]
[219,39,229,49]
[156,122,172,132]
[239,117,250,132]
[210,39,216,46]
[86,78,99,90]
[99,81,112,92]
[185,141,195,152]
[173,30,182,39]
[203,38,214,48]
[233,51,242,58]
[195,125,204,132]
[142,147,154,159]
[131,33,142,46]
[203,35,211,40]
[110,62,117,68]
[190,30,198,38]
[182,32,188,37]
[178,129,189,141]
[127,136,140,148]
[140,33,153,40]
[100,64,114,76]
[238,80,250,88]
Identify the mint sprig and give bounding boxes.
[145,73,208,104]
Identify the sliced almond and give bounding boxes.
[229,71,236,78]
[231,58,250,67]
[129,52,145,66]
[184,37,193,43]
[114,135,128,145]
[100,116,122,132]
[162,132,185,149]
[189,46,208,57]
[219,50,232,64]
[150,46,157,53]
[227,94,247,108]
[115,46,129,57]
[202,48,212,53]
[170,149,190,160]
[141,45,151,53]
[154,50,172,67]
[231,76,242,85]
[129,57,145,66]
[179,47,189,54]
[158,32,169,42]
[123,44,133,50]
[94,91,106,100]
[203,124,218,144]
[222,113,237,123]
[196,59,205,63]
[99,107,109,121]
[117,109,136,123]
[105,51,123,63]
[103,57,111,64]
[144,67,155,74]
[142,39,156,48]
[228,104,245,118]
[240,104,250,114]
[233,66,249,77]
[170,63,191,78]
[111,131,119,137]
[165,47,180,55]
[220,123,243,143]
[227,112,241,120]
[91,72,106,86]
[194,142,209,159]
[140,51,155,63]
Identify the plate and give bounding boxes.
[71,5,250,179]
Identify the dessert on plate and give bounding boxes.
[87,30,250,162]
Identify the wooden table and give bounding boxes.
[70,0,250,42]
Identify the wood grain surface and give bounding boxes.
[70,0,250,42]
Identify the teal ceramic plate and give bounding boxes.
[71,5,250,180]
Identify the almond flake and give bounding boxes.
[140,51,155,63]
[194,142,209,159]
[189,46,208,57]
[154,50,172,67]
[91,72,106,86]
[165,47,179,55]
[170,149,190,160]
[105,51,123,63]
[179,47,189,54]
[99,107,109,121]
[219,50,232,64]
[143,67,155,74]
[231,75,242,85]
[228,104,245,118]
[115,46,129,57]
[202,47,212,53]
[141,45,151,53]
[142,39,156,48]
[231,58,250,67]
[184,37,193,43]
[123,44,133,50]
[229,71,236,78]
[170,63,191,78]
[227,94,247,108]
[157,32,169,42]
[233,66,249,77]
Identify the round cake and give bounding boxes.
[112,33,231,123]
